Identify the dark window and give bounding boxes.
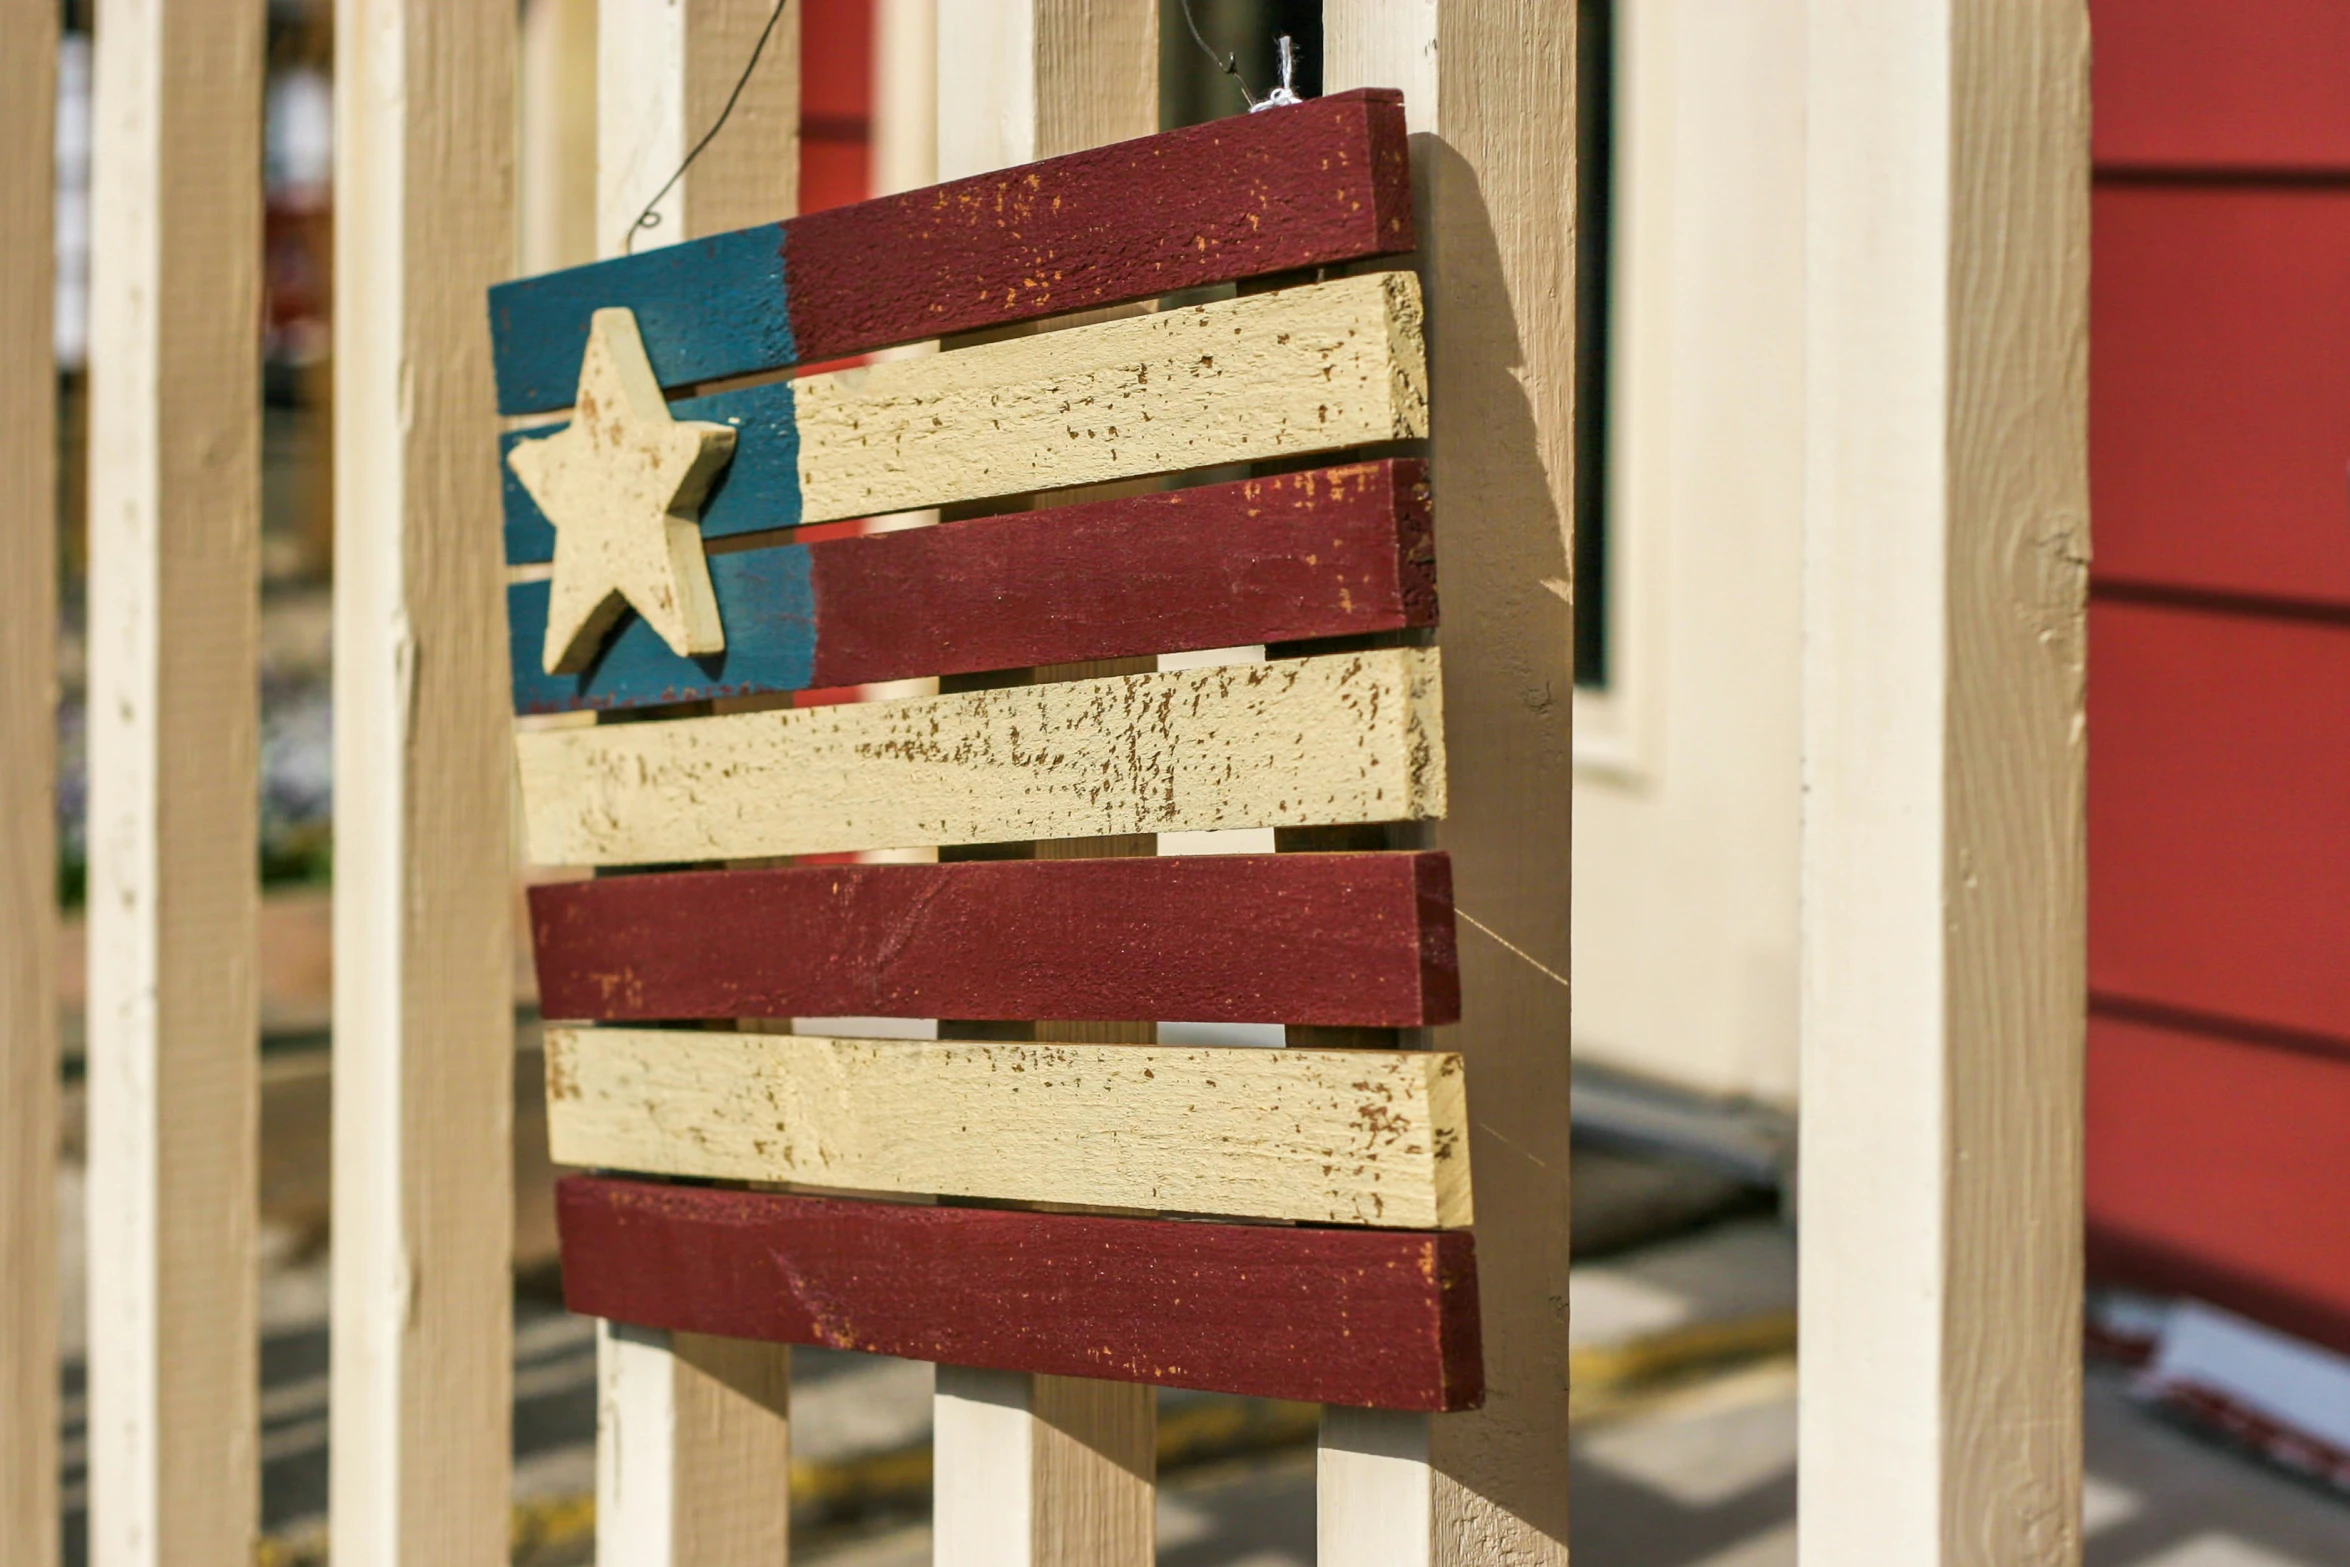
[1160,0,1324,130]
[1156,2,1613,689]
[1575,0,1614,690]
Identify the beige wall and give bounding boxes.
[1571,0,1807,1107]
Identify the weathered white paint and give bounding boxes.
[789,272,1429,524]
[596,1324,680,1567]
[546,1027,1472,1226]
[1800,2,2088,1564]
[518,648,1447,867]
[1324,3,1578,1561]
[84,1,265,1559]
[0,2,59,1554]
[329,0,518,1561]
[509,309,735,672]
[1318,1407,1435,1566]
[934,1367,1037,1567]
[1570,0,1808,1106]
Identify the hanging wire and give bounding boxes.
[1177,0,1264,111]
[622,0,792,255]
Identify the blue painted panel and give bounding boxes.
[501,378,802,564]
[508,544,819,714]
[487,225,796,414]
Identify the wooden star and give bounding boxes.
[507,307,737,675]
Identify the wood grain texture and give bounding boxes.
[1322,5,1580,1561]
[509,459,1437,713]
[0,2,57,1555]
[501,272,1430,560]
[587,12,801,1563]
[558,1175,1487,1410]
[671,1332,794,1567]
[1802,4,2089,1565]
[531,851,1459,1026]
[517,647,1446,866]
[329,1,517,1563]
[490,88,1411,412]
[83,3,266,1560]
[545,1025,1472,1226]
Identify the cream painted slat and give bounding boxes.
[546,1027,1471,1227]
[517,648,1446,867]
[787,270,1427,524]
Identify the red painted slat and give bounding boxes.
[2088,600,2350,1045]
[2092,0,2350,172]
[2089,1014,2350,1356]
[511,460,1437,715]
[808,459,1435,691]
[557,1175,1485,1411]
[531,851,1459,1026]
[783,88,1414,364]
[2090,185,2350,607]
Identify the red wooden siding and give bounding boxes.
[2088,1015,2350,1355]
[2089,603,2350,1044]
[2087,0,2350,1340]
[2092,0,2350,171]
[2091,185,2350,606]
[801,0,874,213]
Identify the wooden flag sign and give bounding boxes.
[490,94,1484,1409]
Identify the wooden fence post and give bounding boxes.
[83,1,266,1560]
[1320,5,1578,1563]
[328,0,516,1562]
[590,4,800,1561]
[0,4,59,1561]
[927,5,1162,1566]
[1799,4,2089,1565]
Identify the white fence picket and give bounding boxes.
[328,0,518,1561]
[83,1,267,1559]
[1320,3,1580,1561]
[1799,5,2089,1563]
[588,2,801,1560]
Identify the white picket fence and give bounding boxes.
[0,2,2089,1565]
